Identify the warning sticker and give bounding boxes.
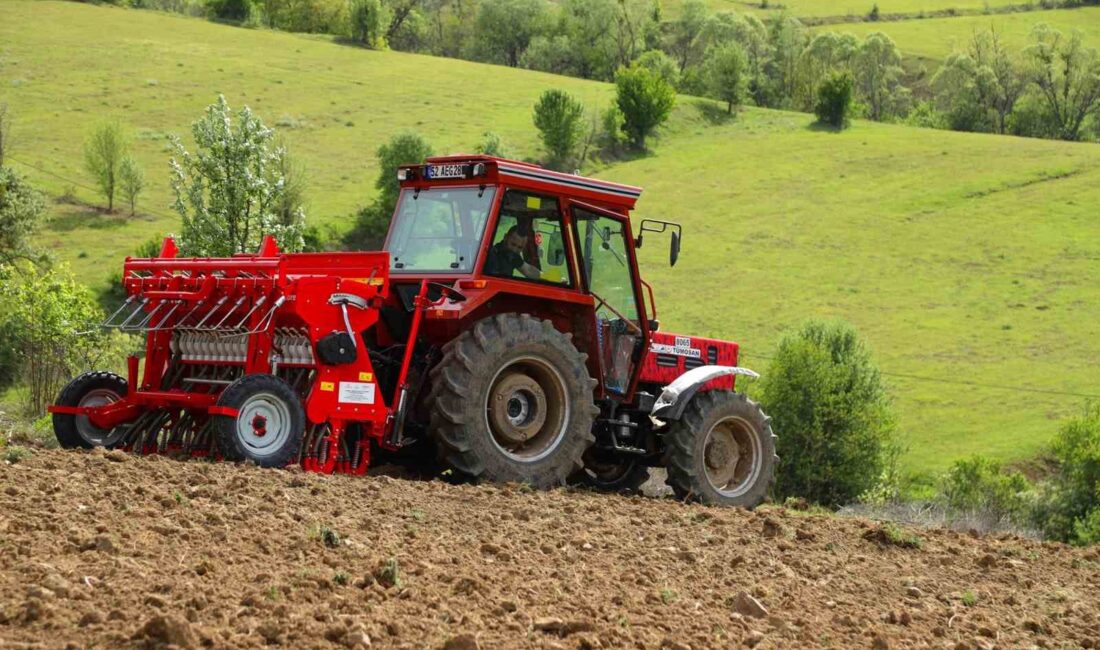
[338,381,376,405]
[320,381,335,392]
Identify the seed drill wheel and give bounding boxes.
[429,313,597,488]
[665,391,777,508]
[214,374,304,468]
[53,372,129,449]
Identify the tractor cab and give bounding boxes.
[384,155,659,401]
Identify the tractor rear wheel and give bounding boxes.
[429,314,597,488]
[665,391,776,508]
[214,374,304,468]
[53,371,129,449]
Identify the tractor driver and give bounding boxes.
[484,225,541,280]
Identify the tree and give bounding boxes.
[615,63,676,150]
[207,0,254,22]
[758,320,897,507]
[1024,25,1100,141]
[706,42,748,113]
[764,13,808,108]
[636,49,680,88]
[797,31,859,110]
[474,0,548,67]
[350,0,390,48]
[932,28,1024,134]
[345,131,433,250]
[0,167,46,265]
[666,0,710,73]
[533,89,586,169]
[273,143,308,230]
[814,70,854,128]
[84,122,128,212]
[118,156,145,217]
[853,31,907,121]
[170,95,305,256]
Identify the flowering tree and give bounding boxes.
[170,95,304,256]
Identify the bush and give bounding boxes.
[758,320,896,507]
[706,42,749,114]
[349,0,389,48]
[533,89,585,170]
[476,131,506,158]
[0,264,116,415]
[615,63,676,150]
[0,166,46,266]
[1032,403,1100,545]
[207,0,254,22]
[939,455,1030,526]
[814,71,854,128]
[344,131,432,251]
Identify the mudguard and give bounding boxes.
[651,365,760,420]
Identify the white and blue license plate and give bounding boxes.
[426,164,466,179]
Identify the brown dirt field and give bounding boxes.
[1,449,1098,650]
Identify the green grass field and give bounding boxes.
[2,1,1098,484]
[838,6,1100,59]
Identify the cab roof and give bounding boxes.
[397,155,642,211]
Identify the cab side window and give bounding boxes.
[483,191,571,286]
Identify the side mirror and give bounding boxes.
[670,231,680,267]
[635,234,643,249]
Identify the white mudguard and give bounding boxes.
[652,365,759,416]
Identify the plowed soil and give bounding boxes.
[1,449,1097,650]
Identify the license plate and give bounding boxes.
[426,164,466,179]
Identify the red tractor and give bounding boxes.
[50,156,776,506]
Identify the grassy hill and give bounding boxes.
[3,1,1098,486]
[839,6,1100,60]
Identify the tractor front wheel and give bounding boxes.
[53,371,129,449]
[214,374,304,468]
[429,314,597,488]
[665,391,776,508]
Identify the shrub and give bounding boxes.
[207,0,254,22]
[533,89,585,170]
[615,63,676,150]
[758,320,896,507]
[476,131,506,158]
[0,166,46,266]
[814,71,854,128]
[349,0,389,49]
[939,455,1030,526]
[1032,403,1100,545]
[0,264,113,415]
[118,156,145,217]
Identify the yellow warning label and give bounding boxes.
[358,372,374,382]
[526,196,541,210]
[320,381,335,392]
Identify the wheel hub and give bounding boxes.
[484,357,570,463]
[236,392,291,456]
[75,388,124,447]
[488,373,547,445]
[702,416,761,498]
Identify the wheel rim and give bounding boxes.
[484,356,570,463]
[702,415,763,498]
[235,392,292,458]
[75,388,125,447]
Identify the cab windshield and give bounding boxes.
[385,187,497,273]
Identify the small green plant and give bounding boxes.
[659,587,678,604]
[376,558,401,588]
[4,446,31,463]
[265,586,282,601]
[173,490,185,505]
[961,590,978,607]
[863,523,922,549]
[868,3,880,20]
[333,571,350,586]
[309,524,341,548]
[410,509,425,522]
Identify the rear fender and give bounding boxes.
[651,365,759,420]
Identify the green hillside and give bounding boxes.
[838,7,1100,60]
[736,0,1026,20]
[2,1,1098,483]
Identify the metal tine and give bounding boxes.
[147,300,184,332]
[189,295,229,331]
[174,299,208,328]
[232,294,268,330]
[117,298,151,330]
[130,299,168,331]
[102,295,137,328]
[212,296,247,330]
[247,295,286,334]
